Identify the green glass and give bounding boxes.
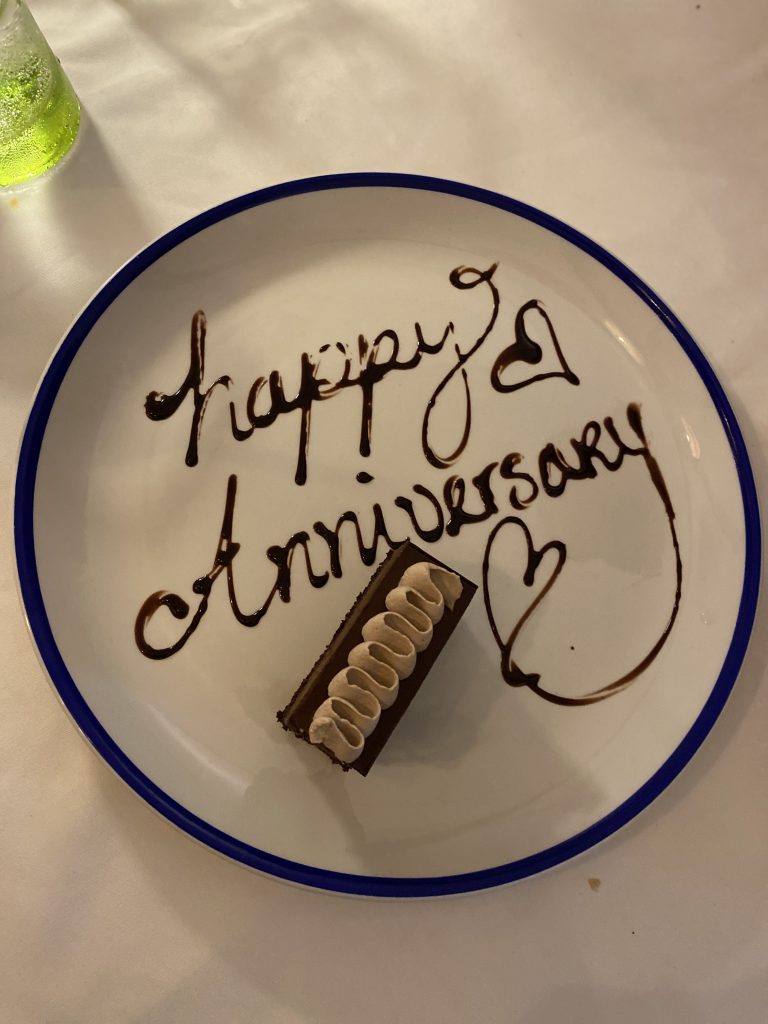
[0,0,80,187]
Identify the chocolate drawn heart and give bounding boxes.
[490,299,580,393]
[421,269,579,471]
[482,515,567,695]
[482,473,683,706]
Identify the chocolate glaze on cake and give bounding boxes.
[276,540,477,776]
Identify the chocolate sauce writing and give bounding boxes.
[136,264,682,707]
[421,265,579,468]
[144,308,454,486]
[482,404,682,705]
[135,401,681,705]
[143,263,579,486]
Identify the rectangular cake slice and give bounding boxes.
[276,540,477,776]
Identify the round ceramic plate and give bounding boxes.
[15,174,759,897]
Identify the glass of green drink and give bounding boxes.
[0,0,80,187]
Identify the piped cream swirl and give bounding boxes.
[308,562,462,763]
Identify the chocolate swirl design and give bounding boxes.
[308,563,462,763]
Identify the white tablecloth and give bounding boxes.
[2,2,766,1020]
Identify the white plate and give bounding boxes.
[15,174,760,896]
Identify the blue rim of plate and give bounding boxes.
[14,172,761,897]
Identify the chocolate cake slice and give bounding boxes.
[277,540,477,776]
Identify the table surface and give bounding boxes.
[2,2,767,1021]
